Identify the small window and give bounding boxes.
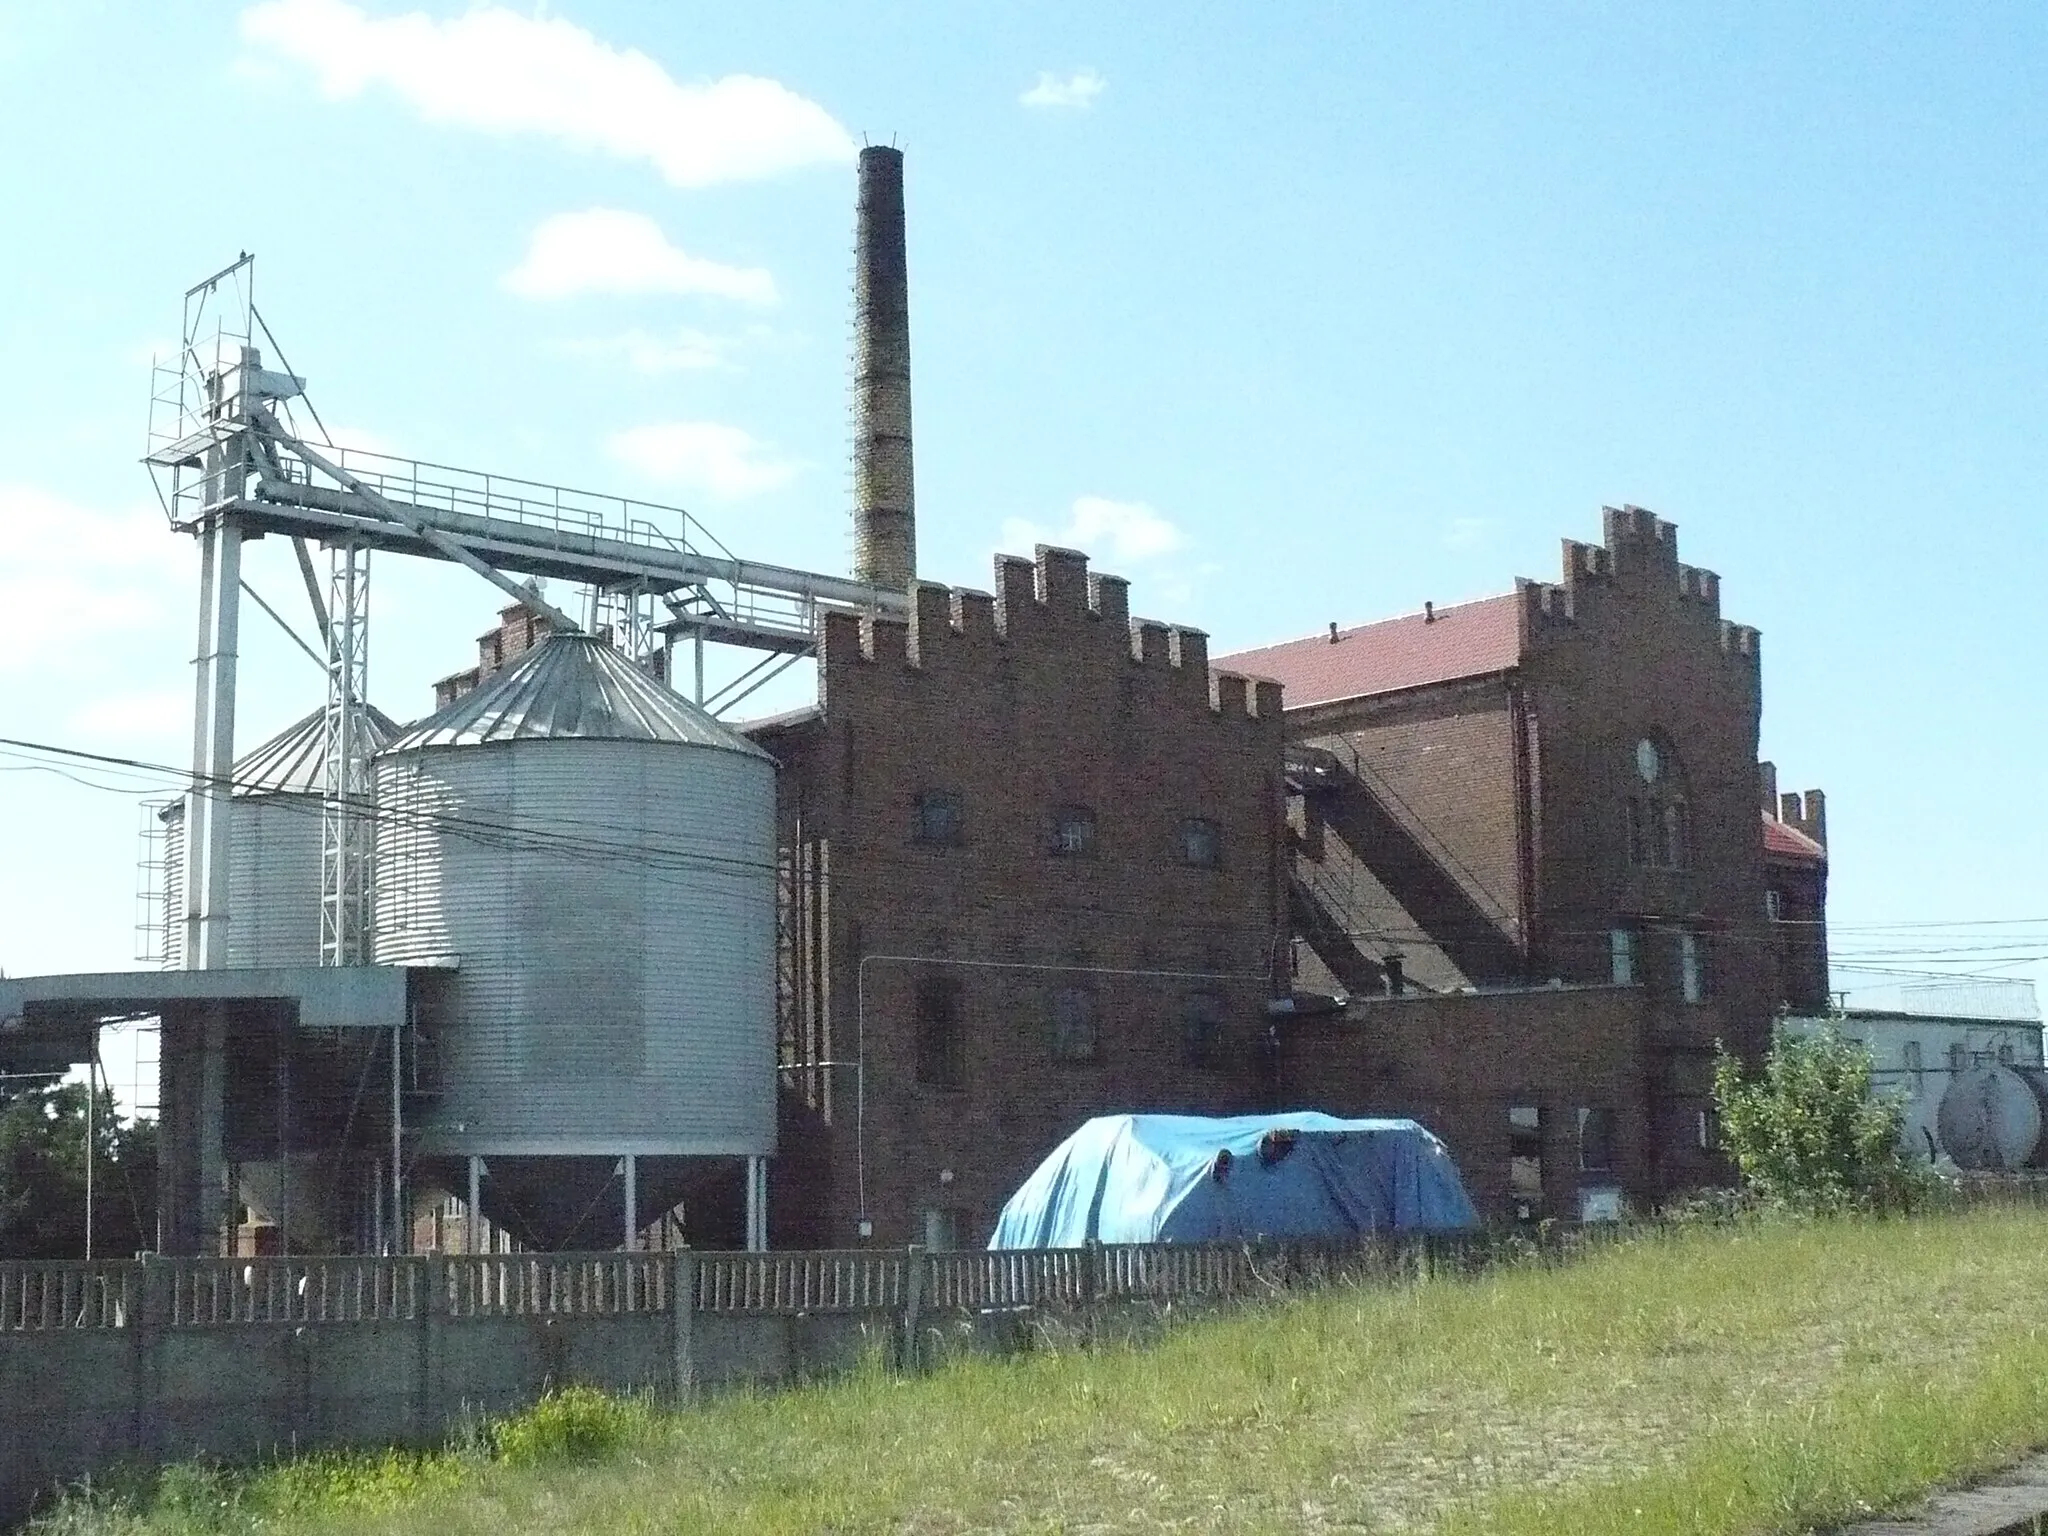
[921,1207,962,1251]
[1610,928,1637,986]
[1764,888,1784,921]
[1904,1040,1924,1094]
[1050,805,1097,859]
[913,789,963,846]
[1508,1105,1543,1216]
[1949,1043,1968,1075]
[1657,803,1688,868]
[1696,1107,1719,1152]
[1999,1040,2016,1067]
[1576,1107,1615,1173]
[1624,736,1687,869]
[1050,985,1100,1063]
[1181,990,1225,1069]
[914,976,963,1088]
[1179,817,1223,870]
[1678,931,1704,1004]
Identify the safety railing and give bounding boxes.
[168,1257,423,1326]
[0,1225,1692,1335]
[444,1253,669,1318]
[262,441,726,565]
[921,1246,1090,1312]
[0,1263,133,1332]
[695,1249,907,1314]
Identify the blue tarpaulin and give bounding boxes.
[988,1111,1479,1248]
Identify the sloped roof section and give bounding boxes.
[1218,594,1524,710]
[1763,813,1827,863]
[382,633,770,758]
[235,703,402,796]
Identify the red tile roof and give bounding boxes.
[1217,594,1524,710]
[1763,814,1826,863]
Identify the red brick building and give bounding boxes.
[1221,505,1829,1216]
[425,507,1830,1239]
[1760,767,1830,1012]
[749,546,1289,1247]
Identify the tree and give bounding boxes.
[0,1077,158,1259]
[1712,1028,1932,1213]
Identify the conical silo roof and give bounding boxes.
[232,702,403,796]
[379,633,771,758]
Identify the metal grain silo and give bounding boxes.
[371,633,777,1249]
[161,703,400,968]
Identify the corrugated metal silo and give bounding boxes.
[371,633,777,1243]
[162,703,401,968]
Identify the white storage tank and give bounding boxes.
[371,633,778,1173]
[162,703,400,968]
[1935,1063,2047,1170]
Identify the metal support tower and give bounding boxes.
[320,542,372,965]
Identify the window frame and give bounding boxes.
[1177,816,1224,870]
[1610,928,1637,986]
[1576,1106,1616,1174]
[1624,734,1690,871]
[1049,804,1098,860]
[913,975,965,1089]
[912,788,965,847]
[1508,1104,1544,1215]
[1049,983,1101,1064]
[1677,930,1704,1004]
[1181,989,1225,1069]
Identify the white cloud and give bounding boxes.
[608,422,797,498]
[1003,495,1185,565]
[239,0,854,187]
[504,210,777,304]
[1021,68,1106,110]
[0,486,187,676]
[564,327,734,374]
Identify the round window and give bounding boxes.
[1635,738,1662,784]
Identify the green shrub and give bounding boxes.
[1713,1028,1939,1213]
[490,1385,644,1468]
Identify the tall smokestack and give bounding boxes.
[852,145,915,591]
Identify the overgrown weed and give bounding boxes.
[36,1208,2048,1535]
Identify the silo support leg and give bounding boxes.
[745,1156,768,1253]
[199,1008,227,1255]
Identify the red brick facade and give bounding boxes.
[1279,986,1656,1218]
[1225,506,1831,1209]
[429,506,1831,1238]
[752,547,1289,1247]
[1761,770,1830,1012]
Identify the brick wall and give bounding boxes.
[1277,985,1657,1219]
[756,546,1289,1247]
[1234,507,1792,1205]
[1288,678,1528,991]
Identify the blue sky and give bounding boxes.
[2,1,2044,1105]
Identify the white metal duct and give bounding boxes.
[372,634,777,1159]
[161,703,400,969]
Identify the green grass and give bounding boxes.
[43,1207,2048,1535]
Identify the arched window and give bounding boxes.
[1625,734,1690,870]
